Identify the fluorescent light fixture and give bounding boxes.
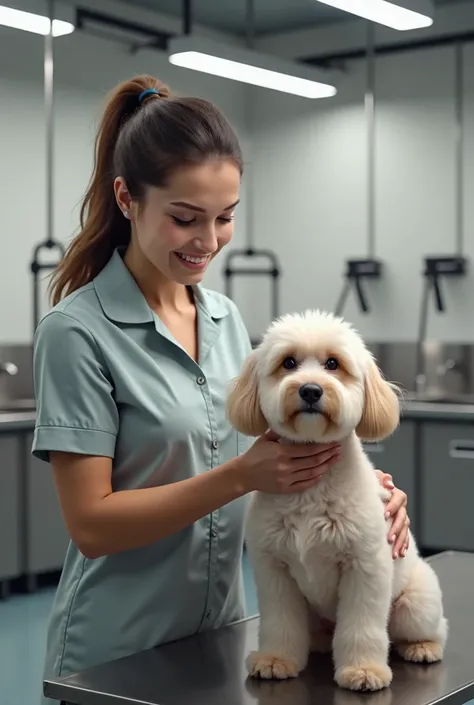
[0,4,74,36]
[314,0,434,30]
[168,36,337,99]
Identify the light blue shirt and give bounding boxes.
[32,248,253,702]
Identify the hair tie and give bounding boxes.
[138,87,159,104]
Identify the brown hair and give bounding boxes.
[49,74,243,305]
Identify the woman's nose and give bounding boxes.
[195,224,218,253]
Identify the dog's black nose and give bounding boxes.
[299,383,323,404]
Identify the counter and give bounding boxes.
[1,399,473,591]
[0,411,36,431]
[43,551,474,705]
[1,400,474,433]
[401,400,474,421]
[0,416,69,589]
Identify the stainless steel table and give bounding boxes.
[44,551,474,705]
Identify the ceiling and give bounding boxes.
[119,0,474,37]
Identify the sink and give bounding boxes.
[0,398,36,413]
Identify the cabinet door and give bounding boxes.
[25,433,70,574]
[363,420,417,535]
[420,422,474,552]
[0,434,22,580]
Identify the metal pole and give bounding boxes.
[245,0,255,48]
[45,0,54,247]
[415,277,432,395]
[183,0,192,36]
[455,41,464,256]
[244,0,255,250]
[365,21,376,259]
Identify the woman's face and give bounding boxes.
[115,158,240,285]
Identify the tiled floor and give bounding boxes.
[0,585,56,705]
[1,553,472,705]
[0,552,258,705]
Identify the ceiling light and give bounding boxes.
[168,36,337,99]
[314,0,434,30]
[0,5,74,36]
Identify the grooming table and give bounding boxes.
[44,551,474,705]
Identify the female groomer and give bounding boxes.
[32,74,410,703]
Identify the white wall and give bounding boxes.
[0,24,249,344]
[247,42,474,343]
[2,4,474,345]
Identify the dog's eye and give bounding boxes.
[325,357,339,371]
[282,356,298,370]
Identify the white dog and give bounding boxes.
[227,310,447,692]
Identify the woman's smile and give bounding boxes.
[174,251,211,270]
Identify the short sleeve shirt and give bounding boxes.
[32,247,254,692]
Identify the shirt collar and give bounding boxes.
[192,283,230,320]
[93,248,229,323]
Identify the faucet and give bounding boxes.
[0,361,18,376]
[437,358,466,377]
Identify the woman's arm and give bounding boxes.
[51,435,340,558]
[51,452,247,558]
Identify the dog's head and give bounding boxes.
[227,310,400,443]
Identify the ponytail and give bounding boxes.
[49,75,167,306]
[49,74,243,306]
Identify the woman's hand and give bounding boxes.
[237,430,341,495]
[375,470,410,559]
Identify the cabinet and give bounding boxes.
[420,422,474,552]
[0,434,22,590]
[24,432,69,579]
[363,420,418,536]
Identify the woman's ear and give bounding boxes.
[356,360,400,441]
[226,351,268,437]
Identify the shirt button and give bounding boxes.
[212,439,219,450]
[196,376,206,386]
[206,609,213,619]
[211,527,218,538]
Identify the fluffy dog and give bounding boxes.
[227,310,447,692]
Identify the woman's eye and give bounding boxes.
[172,215,233,226]
[172,216,195,227]
[325,357,339,371]
[282,357,298,370]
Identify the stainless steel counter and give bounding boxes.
[401,400,474,421]
[0,410,36,431]
[1,401,474,433]
[43,551,474,705]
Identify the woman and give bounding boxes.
[33,74,409,702]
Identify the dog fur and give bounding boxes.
[227,310,447,692]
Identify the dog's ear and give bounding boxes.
[226,351,268,437]
[356,360,400,441]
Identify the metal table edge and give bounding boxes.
[42,554,472,705]
[43,614,259,703]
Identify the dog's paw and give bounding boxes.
[310,630,333,654]
[335,663,393,691]
[396,640,444,663]
[246,651,300,680]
